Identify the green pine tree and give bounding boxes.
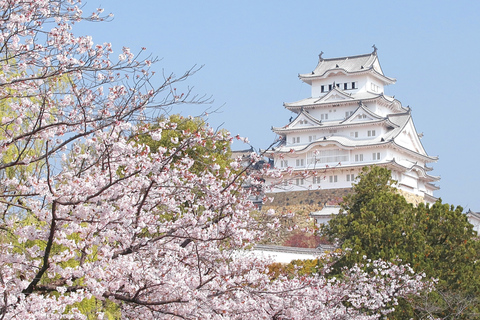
[322,166,480,319]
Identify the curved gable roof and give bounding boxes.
[314,87,354,103]
[272,110,323,133]
[311,53,378,75]
[299,50,396,85]
[341,103,384,124]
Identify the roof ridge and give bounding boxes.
[320,52,374,62]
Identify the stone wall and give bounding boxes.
[260,187,423,246]
[263,187,423,217]
[396,189,425,206]
[261,188,352,239]
[263,188,352,216]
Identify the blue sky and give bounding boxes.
[76,0,480,210]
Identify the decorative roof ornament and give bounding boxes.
[372,44,378,55]
[358,100,363,107]
[318,51,324,61]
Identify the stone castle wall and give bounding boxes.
[262,188,352,230]
[264,187,424,213]
[264,188,351,214]
[396,189,425,206]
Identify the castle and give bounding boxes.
[265,47,439,205]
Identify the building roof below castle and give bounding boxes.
[310,205,342,217]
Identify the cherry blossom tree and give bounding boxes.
[0,1,429,319]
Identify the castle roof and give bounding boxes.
[299,49,396,85]
[272,114,398,134]
[270,112,437,163]
[284,91,407,113]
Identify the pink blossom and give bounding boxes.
[0,1,429,319]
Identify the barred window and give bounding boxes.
[307,149,348,165]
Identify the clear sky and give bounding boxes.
[76,0,480,210]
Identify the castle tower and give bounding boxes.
[266,47,439,204]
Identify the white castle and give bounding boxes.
[266,47,439,204]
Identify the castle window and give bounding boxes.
[352,82,357,89]
[368,130,376,137]
[296,159,305,167]
[346,174,355,182]
[329,84,332,91]
[345,111,354,118]
[280,160,289,168]
[329,175,338,183]
[321,85,325,93]
[350,132,358,138]
[309,135,317,142]
[355,154,363,162]
[321,114,328,120]
[344,83,348,90]
[307,150,348,164]
[313,176,321,184]
[372,152,381,160]
[292,137,300,144]
[296,178,304,186]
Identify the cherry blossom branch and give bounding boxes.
[22,200,57,294]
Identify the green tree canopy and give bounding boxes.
[134,114,232,174]
[322,166,480,319]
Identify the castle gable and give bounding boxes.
[341,104,383,124]
[316,87,353,103]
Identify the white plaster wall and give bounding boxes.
[313,216,333,226]
[286,132,318,147]
[276,145,393,171]
[265,167,362,193]
[308,103,365,122]
[313,107,341,122]
[417,180,426,193]
[468,216,480,234]
[365,75,385,94]
[399,172,418,191]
